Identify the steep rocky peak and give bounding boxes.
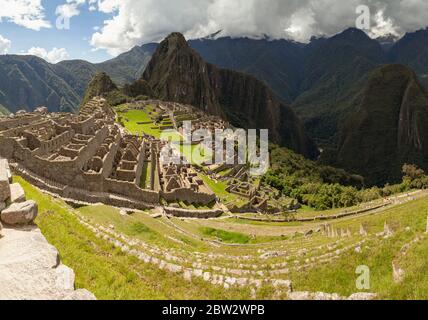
[81,72,118,106]
[160,32,189,52]
[142,32,319,159]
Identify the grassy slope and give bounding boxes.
[15,176,251,300]
[117,106,212,164]
[289,196,428,299]
[117,108,163,138]
[14,174,428,299]
[198,173,246,206]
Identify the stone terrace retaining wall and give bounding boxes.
[161,188,216,205]
[12,165,156,211]
[164,207,223,219]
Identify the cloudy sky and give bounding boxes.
[0,0,427,63]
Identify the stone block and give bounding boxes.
[0,200,38,226]
[0,159,10,202]
[9,183,26,203]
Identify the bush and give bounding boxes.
[263,148,428,211]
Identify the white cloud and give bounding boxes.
[0,35,11,54]
[56,0,87,19]
[23,47,70,63]
[88,0,428,56]
[96,0,120,13]
[0,0,50,30]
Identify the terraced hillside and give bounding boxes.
[8,101,428,300]
[16,174,428,300]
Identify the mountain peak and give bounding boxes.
[334,27,371,42]
[142,33,318,159]
[162,32,188,49]
[81,72,118,107]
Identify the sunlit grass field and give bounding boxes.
[15,176,253,300]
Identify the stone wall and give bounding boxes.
[12,164,155,211]
[105,178,159,204]
[161,188,216,205]
[164,206,223,218]
[0,99,223,216]
[0,114,42,132]
[0,137,19,159]
[0,159,96,300]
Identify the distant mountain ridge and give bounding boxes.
[4,27,428,186]
[0,27,426,115]
[0,43,157,113]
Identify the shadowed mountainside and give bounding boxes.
[329,64,428,185]
[0,55,82,113]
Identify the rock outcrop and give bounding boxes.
[0,158,11,202]
[0,158,95,300]
[0,226,96,300]
[142,33,319,159]
[81,72,119,107]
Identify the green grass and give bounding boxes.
[178,143,212,165]
[14,176,253,300]
[14,173,428,299]
[130,222,152,234]
[226,217,303,227]
[201,227,250,244]
[288,196,428,299]
[118,109,162,137]
[198,173,246,206]
[170,200,216,210]
[116,104,212,165]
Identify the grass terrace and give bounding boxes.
[117,108,162,138]
[13,174,428,299]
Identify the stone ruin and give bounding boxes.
[159,160,216,205]
[0,158,95,300]
[0,97,220,217]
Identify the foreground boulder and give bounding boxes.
[1,200,38,225]
[0,226,96,300]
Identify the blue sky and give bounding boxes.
[0,0,114,62]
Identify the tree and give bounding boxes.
[402,164,425,181]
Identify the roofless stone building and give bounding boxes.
[0,97,216,212]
